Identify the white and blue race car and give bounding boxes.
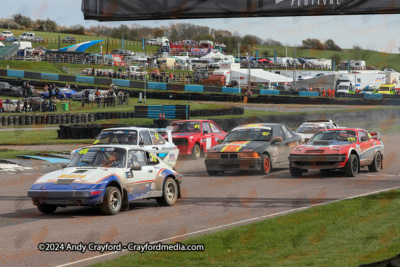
[28,145,182,215]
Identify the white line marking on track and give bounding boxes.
[56,185,400,267]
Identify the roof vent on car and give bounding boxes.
[73,170,88,173]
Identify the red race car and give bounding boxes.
[166,120,227,159]
[289,128,384,177]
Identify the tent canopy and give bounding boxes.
[59,40,104,52]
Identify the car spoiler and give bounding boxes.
[370,132,381,140]
[155,126,173,143]
[147,147,179,168]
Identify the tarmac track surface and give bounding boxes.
[0,134,399,267]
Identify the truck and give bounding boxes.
[156,36,169,45]
[127,66,146,77]
[0,31,13,37]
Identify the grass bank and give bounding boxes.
[93,189,400,266]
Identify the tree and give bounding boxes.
[325,39,342,51]
[330,54,342,69]
[352,45,363,60]
[263,38,283,46]
[12,13,32,28]
[301,38,326,50]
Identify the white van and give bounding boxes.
[1,31,13,37]
[337,82,352,94]
[19,32,35,41]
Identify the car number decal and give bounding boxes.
[79,148,89,154]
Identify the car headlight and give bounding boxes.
[238,152,259,158]
[206,153,219,159]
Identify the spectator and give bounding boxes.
[95,88,101,107]
[49,97,53,112]
[327,88,332,97]
[0,98,2,113]
[16,99,22,112]
[52,96,58,111]
[74,84,79,92]
[41,99,49,112]
[60,92,66,101]
[118,91,124,105]
[48,85,53,98]
[322,88,326,97]
[28,85,33,97]
[55,87,60,99]
[23,99,28,112]
[84,89,90,104]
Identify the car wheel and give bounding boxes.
[259,154,271,175]
[290,164,303,177]
[191,144,201,160]
[207,170,220,176]
[368,152,382,172]
[37,203,57,214]
[156,177,178,206]
[100,186,122,215]
[344,154,359,177]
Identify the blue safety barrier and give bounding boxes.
[76,76,95,84]
[112,79,130,87]
[185,85,204,92]
[41,73,59,81]
[134,105,189,119]
[260,89,280,95]
[148,82,167,90]
[364,94,383,100]
[299,91,319,97]
[222,87,241,94]
[7,70,24,78]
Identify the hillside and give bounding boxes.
[1,28,400,70]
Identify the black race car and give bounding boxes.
[205,123,301,175]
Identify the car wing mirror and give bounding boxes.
[272,137,283,144]
[131,165,142,171]
[139,140,144,146]
[360,136,368,142]
[304,138,310,143]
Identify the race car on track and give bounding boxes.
[205,123,302,175]
[71,127,179,167]
[166,120,227,160]
[28,145,182,215]
[296,120,339,143]
[289,128,383,177]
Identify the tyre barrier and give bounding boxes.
[57,123,129,139]
[3,116,8,126]
[8,116,13,126]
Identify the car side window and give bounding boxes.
[210,123,221,133]
[139,131,153,146]
[150,131,165,145]
[275,126,286,140]
[282,126,293,138]
[128,150,147,167]
[146,151,159,165]
[202,122,211,134]
[358,131,368,142]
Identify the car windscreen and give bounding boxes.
[310,130,357,144]
[171,122,201,133]
[296,124,325,134]
[69,147,126,168]
[93,130,138,145]
[224,128,272,142]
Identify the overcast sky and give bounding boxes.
[0,0,399,53]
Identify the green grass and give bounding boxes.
[0,28,159,53]
[0,148,67,159]
[0,130,92,145]
[0,98,229,117]
[93,189,400,266]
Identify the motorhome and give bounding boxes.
[191,59,210,68]
[157,57,175,68]
[156,36,169,45]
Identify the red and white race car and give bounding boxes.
[166,120,227,159]
[289,128,384,177]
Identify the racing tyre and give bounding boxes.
[345,154,359,177]
[368,152,382,172]
[101,186,122,215]
[260,154,271,175]
[156,177,178,206]
[290,164,303,177]
[37,203,57,214]
[190,144,201,160]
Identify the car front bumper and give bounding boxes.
[205,158,262,171]
[289,154,347,170]
[28,189,105,206]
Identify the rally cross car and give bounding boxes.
[166,120,227,160]
[295,120,339,143]
[289,128,383,177]
[71,127,179,167]
[205,123,301,175]
[28,145,182,215]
